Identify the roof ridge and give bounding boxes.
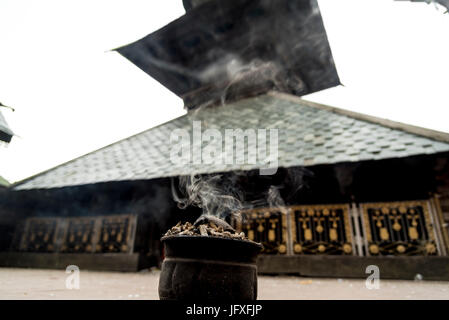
[269,91,449,144]
[11,113,188,189]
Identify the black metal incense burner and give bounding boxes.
[158,235,263,300]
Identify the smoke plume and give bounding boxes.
[173,174,244,220]
[172,167,312,222]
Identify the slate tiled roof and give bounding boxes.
[14,92,449,190]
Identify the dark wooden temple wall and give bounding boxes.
[1,153,443,246]
[218,153,439,208]
[434,153,449,235]
[0,187,18,252]
[345,155,437,203]
[0,152,447,271]
[0,178,199,264]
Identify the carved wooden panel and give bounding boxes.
[234,208,288,254]
[61,218,96,253]
[15,214,136,254]
[290,204,353,255]
[96,216,134,253]
[361,201,438,256]
[20,218,59,253]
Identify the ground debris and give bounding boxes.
[164,220,249,241]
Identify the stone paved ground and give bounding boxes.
[0,268,448,300]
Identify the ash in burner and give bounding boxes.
[165,215,248,241]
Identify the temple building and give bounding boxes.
[1,0,449,279]
[1,92,449,279]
